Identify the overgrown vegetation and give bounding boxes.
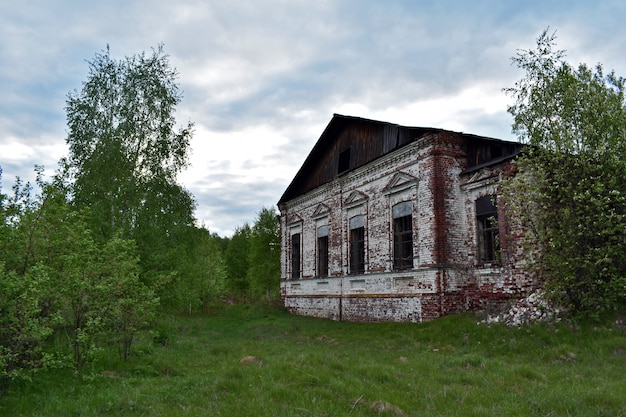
[3,29,626,409]
[0,46,280,398]
[0,172,159,393]
[2,305,625,416]
[503,29,626,320]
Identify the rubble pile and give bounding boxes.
[480,291,562,326]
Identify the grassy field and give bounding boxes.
[3,304,625,416]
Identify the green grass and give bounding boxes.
[3,304,625,416]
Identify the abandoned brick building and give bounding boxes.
[277,114,536,323]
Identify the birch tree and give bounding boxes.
[504,29,626,319]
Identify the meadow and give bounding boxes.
[3,304,625,416]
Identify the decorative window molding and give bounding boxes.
[312,203,330,219]
[350,279,366,293]
[383,171,418,195]
[344,190,368,209]
[287,214,303,228]
[316,281,329,292]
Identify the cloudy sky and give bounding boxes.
[2,1,625,236]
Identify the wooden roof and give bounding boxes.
[278,114,521,205]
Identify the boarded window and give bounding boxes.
[393,202,413,270]
[476,196,499,264]
[291,233,301,279]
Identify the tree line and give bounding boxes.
[0,46,279,396]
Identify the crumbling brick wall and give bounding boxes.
[280,130,536,322]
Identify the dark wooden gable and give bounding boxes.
[278,114,522,205]
[462,134,524,173]
[278,114,432,204]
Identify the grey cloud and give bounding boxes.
[191,178,283,236]
[3,0,626,236]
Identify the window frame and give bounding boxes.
[348,215,365,275]
[317,226,329,277]
[290,232,301,279]
[338,148,351,174]
[384,179,417,272]
[475,195,499,265]
[393,213,413,270]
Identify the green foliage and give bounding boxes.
[506,30,626,156]
[0,175,72,391]
[0,42,236,397]
[159,226,227,314]
[64,44,196,285]
[504,29,626,319]
[247,208,280,302]
[60,232,158,369]
[224,224,251,300]
[182,228,227,312]
[98,237,159,362]
[3,307,625,416]
[0,265,61,398]
[535,153,626,317]
[0,171,159,382]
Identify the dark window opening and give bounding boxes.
[476,196,499,264]
[349,226,365,274]
[467,141,516,168]
[317,235,328,277]
[338,148,351,174]
[490,144,503,159]
[291,233,301,279]
[393,214,413,270]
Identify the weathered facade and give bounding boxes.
[278,114,534,322]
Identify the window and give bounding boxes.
[338,148,351,174]
[291,233,301,279]
[317,226,329,277]
[476,196,499,264]
[349,215,365,274]
[392,202,413,270]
